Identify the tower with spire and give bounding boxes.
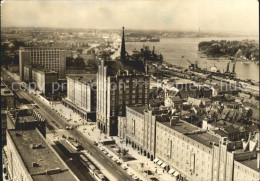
[120,27,126,62]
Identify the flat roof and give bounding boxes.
[1,86,14,96]
[1,89,14,96]
[127,105,148,114]
[238,159,260,172]
[160,120,220,148]
[67,74,96,84]
[8,129,77,180]
[17,115,36,123]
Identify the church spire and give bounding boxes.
[120,26,126,62]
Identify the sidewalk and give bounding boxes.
[77,125,175,181]
[51,102,84,126]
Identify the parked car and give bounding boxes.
[121,164,128,170]
[93,141,98,146]
[132,175,139,180]
[127,171,133,176]
[107,153,113,158]
[112,157,117,162]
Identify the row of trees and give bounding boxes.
[198,40,259,61]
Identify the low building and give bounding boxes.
[1,81,15,110]
[62,74,96,121]
[7,107,46,137]
[6,129,79,181]
[32,68,58,95]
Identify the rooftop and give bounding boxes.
[67,74,96,84]
[1,82,14,96]
[238,158,260,172]
[161,120,220,148]
[104,60,146,76]
[127,105,148,114]
[8,129,77,181]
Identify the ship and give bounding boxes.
[131,45,163,62]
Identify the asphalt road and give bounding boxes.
[52,141,95,181]
[2,69,134,181]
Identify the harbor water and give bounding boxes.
[125,37,259,82]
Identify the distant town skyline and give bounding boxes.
[1,0,259,33]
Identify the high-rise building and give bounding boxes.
[19,47,66,80]
[96,27,150,136]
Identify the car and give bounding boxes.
[112,157,117,162]
[121,164,128,170]
[103,150,108,154]
[107,153,113,158]
[99,147,105,151]
[132,175,139,180]
[116,160,121,165]
[93,141,98,146]
[127,171,133,176]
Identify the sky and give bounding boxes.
[1,0,259,33]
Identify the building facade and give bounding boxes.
[62,74,96,121]
[1,110,7,145]
[23,65,32,83]
[19,47,66,80]
[1,81,15,110]
[96,27,150,136]
[32,68,58,95]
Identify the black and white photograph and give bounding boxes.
[0,0,259,181]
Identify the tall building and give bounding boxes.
[62,74,96,121]
[19,47,66,80]
[96,27,150,136]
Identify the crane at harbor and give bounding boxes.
[185,58,198,70]
[230,49,241,76]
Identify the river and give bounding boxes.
[125,37,259,82]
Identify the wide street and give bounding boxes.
[1,69,134,181]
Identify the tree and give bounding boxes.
[122,148,129,157]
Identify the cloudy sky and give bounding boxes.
[1,0,259,32]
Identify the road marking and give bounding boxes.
[99,155,104,159]
[116,170,122,175]
[107,162,112,167]
[92,148,96,152]
[86,143,89,146]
